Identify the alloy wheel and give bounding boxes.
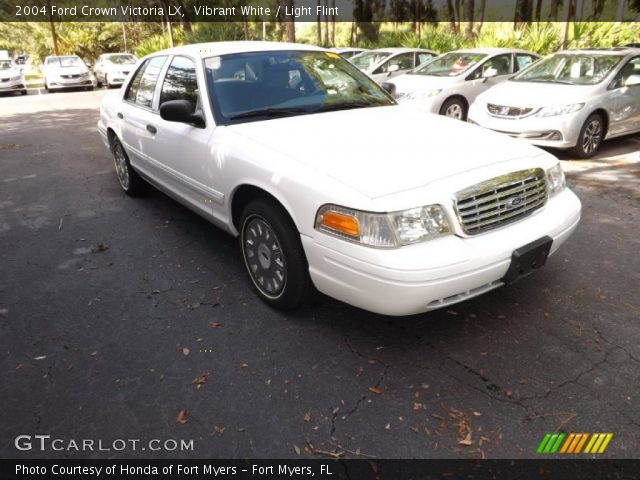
[582,119,602,155]
[113,143,130,190]
[242,216,287,299]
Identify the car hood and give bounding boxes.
[228,106,543,199]
[479,80,594,107]
[0,68,21,78]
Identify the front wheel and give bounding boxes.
[240,198,312,310]
[111,136,146,196]
[571,113,604,159]
[439,97,467,121]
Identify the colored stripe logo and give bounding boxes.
[537,433,613,454]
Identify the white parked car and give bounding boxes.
[94,53,138,88]
[98,42,581,316]
[469,47,640,158]
[350,48,438,83]
[43,55,96,92]
[0,59,27,95]
[387,48,539,120]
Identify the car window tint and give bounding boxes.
[159,56,199,111]
[612,56,640,88]
[484,54,512,75]
[135,56,167,109]
[124,59,149,103]
[515,54,536,72]
[417,53,434,66]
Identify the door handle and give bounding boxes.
[146,125,157,134]
[117,112,123,119]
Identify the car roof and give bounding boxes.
[450,47,537,55]
[557,47,638,55]
[153,41,327,59]
[371,47,436,54]
[45,55,80,59]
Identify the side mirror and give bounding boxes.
[380,82,395,96]
[624,74,640,87]
[387,64,400,73]
[483,67,498,79]
[160,99,205,128]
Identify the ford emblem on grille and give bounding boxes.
[505,195,523,209]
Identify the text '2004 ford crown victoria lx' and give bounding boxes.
[98,42,581,316]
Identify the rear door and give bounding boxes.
[119,55,168,179]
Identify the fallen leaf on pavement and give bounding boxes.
[293,444,301,455]
[181,347,190,356]
[368,387,381,395]
[176,409,187,424]
[213,426,225,436]
[209,322,222,328]
[459,432,473,446]
[193,374,209,390]
[303,412,311,422]
[34,356,47,361]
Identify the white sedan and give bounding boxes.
[98,42,581,316]
[0,59,27,95]
[43,55,96,92]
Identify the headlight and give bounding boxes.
[538,103,584,117]
[546,163,566,197]
[80,72,90,78]
[397,89,442,101]
[315,204,450,248]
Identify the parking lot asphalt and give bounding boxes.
[1,90,639,459]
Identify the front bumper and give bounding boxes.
[303,188,581,316]
[0,79,26,91]
[47,77,96,89]
[468,107,585,149]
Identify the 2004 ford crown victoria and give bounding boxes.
[98,42,582,316]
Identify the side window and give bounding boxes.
[515,54,536,72]
[375,53,414,74]
[124,59,148,103]
[417,53,434,66]
[470,54,512,79]
[610,56,640,89]
[135,56,168,109]
[159,56,199,111]
[124,60,149,102]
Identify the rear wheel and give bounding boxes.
[239,198,312,310]
[571,113,604,158]
[439,97,467,121]
[111,136,146,196]
[21,89,27,95]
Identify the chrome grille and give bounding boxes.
[454,168,547,235]
[487,103,537,118]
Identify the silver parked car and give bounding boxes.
[469,47,640,158]
[94,53,138,88]
[386,48,540,120]
[350,48,438,83]
[42,55,96,92]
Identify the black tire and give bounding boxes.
[439,97,467,121]
[571,113,604,159]
[21,90,27,96]
[110,136,146,196]
[239,198,313,310]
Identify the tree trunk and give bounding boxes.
[316,1,322,44]
[615,0,625,23]
[454,0,461,32]
[560,0,572,48]
[324,0,329,45]
[477,0,486,33]
[574,0,584,20]
[464,0,475,39]
[535,0,542,20]
[49,20,59,55]
[331,0,336,45]
[286,0,296,42]
[549,0,559,20]
[446,0,457,32]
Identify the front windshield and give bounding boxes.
[511,54,623,85]
[350,51,392,70]
[413,52,487,76]
[0,60,12,70]
[205,50,394,125]
[48,56,83,67]
[108,54,137,65]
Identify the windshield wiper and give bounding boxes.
[525,79,574,85]
[228,107,310,120]
[315,100,380,112]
